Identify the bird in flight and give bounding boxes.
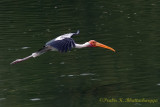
[10,30,115,64]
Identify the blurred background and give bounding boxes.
[0,0,160,107]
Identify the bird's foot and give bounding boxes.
[10,59,23,65]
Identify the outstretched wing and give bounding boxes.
[45,30,79,52]
[55,30,79,41]
[46,38,75,52]
[46,30,79,45]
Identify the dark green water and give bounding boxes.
[0,0,160,107]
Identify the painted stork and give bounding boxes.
[10,30,115,64]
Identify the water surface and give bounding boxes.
[0,0,160,107]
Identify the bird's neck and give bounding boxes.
[75,42,90,48]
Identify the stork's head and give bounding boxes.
[89,40,116,52]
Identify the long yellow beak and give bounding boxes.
[95,42,116,52]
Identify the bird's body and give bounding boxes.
[11,30,115,64]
